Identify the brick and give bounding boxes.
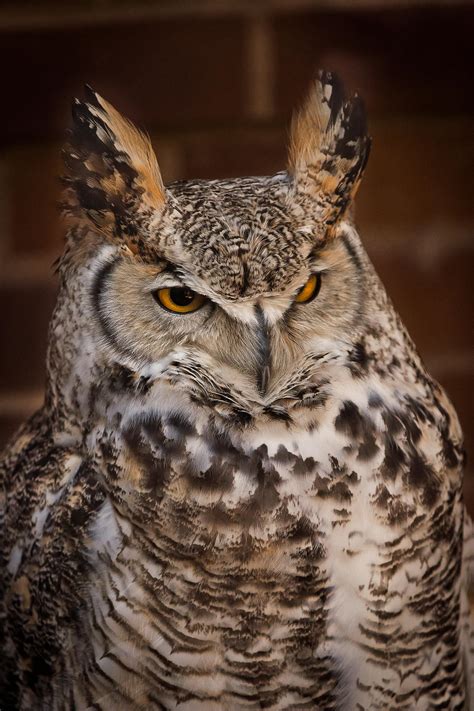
[0,17,246,144]
[246,16,275,119]
[465,475,474,519]
[465,479,474,519]
[149,136,185,185]
[0,413,25,451]
[273,6,474,117]
[180,126,287,180]
[372,250,474,358]
[0,158,8,264]
[0,282,57,391]
[0,388,43,451]
[357,117,473,249]
[4,144,64,256]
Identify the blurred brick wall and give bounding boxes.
[0,2,473,508]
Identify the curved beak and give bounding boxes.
[255,305,271,395]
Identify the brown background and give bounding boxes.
[0,1,473,509]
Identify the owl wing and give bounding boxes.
[0,409,105,707]
[462,510,474,707]
[0,409,54,705]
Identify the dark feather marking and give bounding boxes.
[274,445,317,476]
[322,70,345,129]
[122,421,171,494]
[108,364,151,394]
[368,392,383,409]
[380,435,407,480]
[91,257,136,362]
[235,458,281,525]
[334,402,375,450]
[373,484,417,526]
[263,405,292,422]
[254,305,271,395]
[348,341,370,377]
[182,457,235,494]
[312,458,356,502]
[165,411,195,438]
[406,453,441,507]
[357,431,379,461]
[74,182,109,213]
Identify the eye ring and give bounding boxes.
[295,274,321,304]
[153,286,206,314]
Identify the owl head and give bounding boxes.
[50,72,372,431]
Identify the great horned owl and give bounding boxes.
[1,71,473,710]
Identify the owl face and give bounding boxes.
[55,72,370,420]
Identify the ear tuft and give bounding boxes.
[62,88,165,239]
[83,84,101,107]
[288,70,371,231]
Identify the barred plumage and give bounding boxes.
[1,71,473,710]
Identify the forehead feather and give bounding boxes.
[164,174,315,299]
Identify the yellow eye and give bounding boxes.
[153,286,206,314]
[295,274,321,304]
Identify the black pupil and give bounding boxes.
[169,287,195,306]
